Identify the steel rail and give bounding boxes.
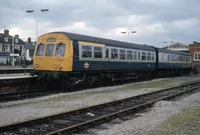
[0,87,52,102]
[0,80,200,135]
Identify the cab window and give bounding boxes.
[56,44,66,57]
[45,44,54,56]
[36,44,45,56]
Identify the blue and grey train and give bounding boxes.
[32,32,192,88]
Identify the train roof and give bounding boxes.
[45,31,155,51]
[157,48,191,56]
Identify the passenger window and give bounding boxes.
[119,49,126,60]
[127,50,133,60]
[138,52,140,60]
[56,44,65,57]
[45,44,54,56]
[162,53,164,60]
[147,52,151,60]
[82,45,92,58]
[133,51,137,60]
[94,46,102,58]
[151,53,154,61]
[36,44,45,56]
[106,48,109,58]
[142,52,146,60]
[111,48,118,59]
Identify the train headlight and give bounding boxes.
[35,64,39,68]
[59,65,62,69]
[54,65,57,68]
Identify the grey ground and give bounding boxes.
[0,75,200,134]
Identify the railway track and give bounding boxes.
[0,80,200,135]
[0,87,63,102]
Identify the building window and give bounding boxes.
[0,44,2,51]
[82,45,92,58]
[4,38,8,42]
[119,49,126,60]
[15,39,18,43]
[194,52,198,60]
[5,45,9,51]
[93,46,103,58]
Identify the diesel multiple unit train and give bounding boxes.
[31,31,192,88]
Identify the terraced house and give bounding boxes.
[0,29,25,65]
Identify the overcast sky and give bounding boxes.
[0,0,200,47]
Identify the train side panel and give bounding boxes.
[72,40,156,72]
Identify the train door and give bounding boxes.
[105,47,110,70]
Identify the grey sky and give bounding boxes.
[0,0,200,47]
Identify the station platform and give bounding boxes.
[0,65,33,74]
[0,65,33,70]
[0,73,36,80]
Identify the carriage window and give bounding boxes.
[138,52,140,60]
[111,48,118,59]
[82,45,92,58]
[119,49,126,60]
[127,50,133,60]
[147,52,151,60]
[179,55,181,61]
[56,44,65,57]
[45,44,54,56]
[152,53,154,61]
[94,46,102,58]
[133,51,137,60]
[162,53,164,60]
[106,48,109,58]
[141,52,146,60]
[36,44,45,56]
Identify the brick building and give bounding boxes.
[0,29,25,65]
[0,29,36,65]
[189,41,200,71]
[24,37,35,61]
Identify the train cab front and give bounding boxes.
[32,33,73,80]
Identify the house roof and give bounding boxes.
[162,42,188,49]
[0,33,25,45]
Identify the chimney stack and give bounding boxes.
[28,37,31,44]
[4,29,9,37]
[15,34,19,39]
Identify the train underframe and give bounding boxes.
[32,68,193,91]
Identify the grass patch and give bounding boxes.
[140,107,200,135]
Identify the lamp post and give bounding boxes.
[121,31,137,36]
[163,41,174,49]
[26,9,49,43]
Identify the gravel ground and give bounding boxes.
[87,91,200,135]
[0,75,200,128]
